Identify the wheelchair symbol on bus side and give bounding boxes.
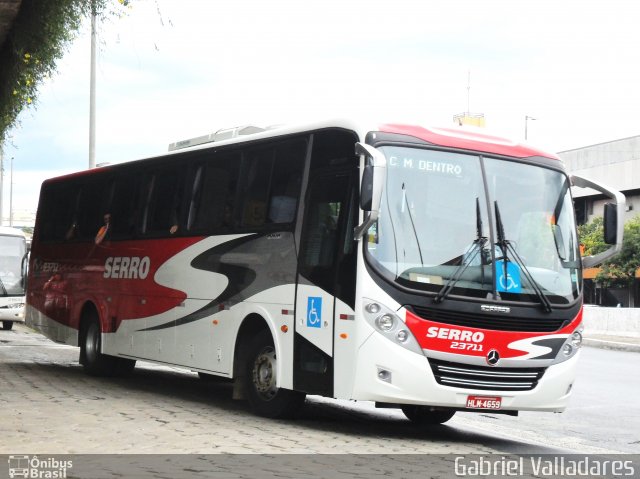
[307,297,322,328]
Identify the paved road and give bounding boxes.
[0,324,635,455]
[446,346,640,454]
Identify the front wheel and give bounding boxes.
[243,330,305,418]
[2,321,13,331]
[402,405,456,425]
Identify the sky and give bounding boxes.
[3,0,640,216]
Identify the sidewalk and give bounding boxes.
[581,306,640,353]
[582,333,640,353]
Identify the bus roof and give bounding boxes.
[42,119,560,185]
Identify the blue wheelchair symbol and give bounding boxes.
[307,297,322,328]
[496,261,521,293]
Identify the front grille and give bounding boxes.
[429,359,546,391]
[409,305,567,332]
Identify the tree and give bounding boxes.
[0,0,129,143]
[597,215,640,295]
[578,215,640,306]
[577,216,608,257]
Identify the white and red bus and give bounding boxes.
[0,226,29,331]
[26,120,624,422]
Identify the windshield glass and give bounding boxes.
[366,146,581,305]
[0,235,26,295]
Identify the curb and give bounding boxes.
[583,337,640,353]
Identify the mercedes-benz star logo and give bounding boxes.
[486,349,500,366]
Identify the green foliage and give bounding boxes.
[597,215,640,286]
[577,216,609,257]
[577,214,640,286]
[0,0,128,144]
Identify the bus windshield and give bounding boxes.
[366,146,581,305]
[0,234,27,295]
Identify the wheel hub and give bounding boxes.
[252,347,277,400]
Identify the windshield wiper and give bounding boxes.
[401,183,424,266]
[494,201,553,313]
[434,198,487,304]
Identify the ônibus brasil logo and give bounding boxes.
[8,455,73,479]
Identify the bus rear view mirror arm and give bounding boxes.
[571,174,626,268]
[354,142,387,240]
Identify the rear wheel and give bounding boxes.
[402,405,456,425]
[244,330,305,418]
[2,321,13,331]
[80,315,135,376]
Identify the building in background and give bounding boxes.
[560,135,640,225]
[559,136,640,306]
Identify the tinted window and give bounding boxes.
[187,151,241,233]
[38,182,81,242]
[75,181,109,241]
[299,174,350,294]
[143,165,186,236]
[239,138,306,228]
[109,173,142,239]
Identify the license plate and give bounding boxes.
[466,395,502,410]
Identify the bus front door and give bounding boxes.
[294,171,356,396]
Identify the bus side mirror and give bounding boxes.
[354,143,386,240]
[603,203,617,245]
[360,163,374,211]
[571,174,625,268]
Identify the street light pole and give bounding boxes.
[89,0,97,169]
[525,115,536,140]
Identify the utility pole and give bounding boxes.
[89,0,97,169]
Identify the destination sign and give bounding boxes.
[388,156,463,177]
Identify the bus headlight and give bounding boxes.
[363,298,422,355]
[571,331,582,348]
[375,314,395,331]
[555,324,583,363]
[365,302,381,314]
[396,330,409,343]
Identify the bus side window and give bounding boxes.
[109,173,141,239]
[267,139,305,224]
[241,148,274,227]
[299,175,349,294]
[239,138,306,228]
[143,165,186,236]
[75,181,109,241]
[187,151,240,233]
[39,184,80,242]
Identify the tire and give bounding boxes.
[243,330,305,418]
[402,405,456,425]
[2,321,13,331]
[80,315,135,376]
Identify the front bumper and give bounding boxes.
[0,304,25,322]
[352,331,578,413]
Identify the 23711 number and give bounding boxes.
[450,342,483,352]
